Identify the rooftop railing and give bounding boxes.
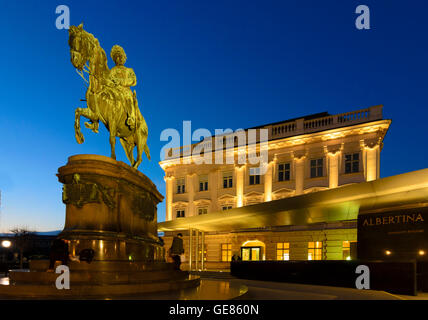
[270,105,382,139]
[163,105,383,160]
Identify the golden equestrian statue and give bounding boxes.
[68,23,150,169]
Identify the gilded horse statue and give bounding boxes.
[68,23,150,169]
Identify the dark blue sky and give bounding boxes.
[0,0,427,231]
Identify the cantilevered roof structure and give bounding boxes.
[158,169,428,232]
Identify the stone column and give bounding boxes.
[235,165,245,207]
[165,176,174,221]
[293,154,306,195]
[189,228,193,271]
[201,231,205,271]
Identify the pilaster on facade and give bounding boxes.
[209,169,219,212]
[292,151,307,196]
[324,144,343,189]
[235,165,246,207]
[164,175,175,221]
[264,160,275,202]
[360,138,382,182]
[186,173,196,217]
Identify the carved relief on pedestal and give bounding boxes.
[131,192,156,222]
[62,173,116,209]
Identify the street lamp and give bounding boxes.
[1,240,12,248]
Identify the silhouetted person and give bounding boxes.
[79,249,95,263]
[48,238,69,270]
[169,233,184,270]
[158,236,164,246]
[232,253,242,262]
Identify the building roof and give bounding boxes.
[160,105,387,163]
[247,112,330,130]
[158,168,428,232]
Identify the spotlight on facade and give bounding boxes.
[385,250,392,256]
[346,256,351,261]
[419,250,426,256]
[1,240,12,248]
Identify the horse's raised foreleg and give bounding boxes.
[74,108,85,144]
[84,120,99,133]
[75,107,99,144]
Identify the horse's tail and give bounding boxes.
[144,144,151,161]
[134,90,148,136]
[140,115,148,136]
[133,90,150,161]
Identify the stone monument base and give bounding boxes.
[0,155,200,299]
[0,260,199,299]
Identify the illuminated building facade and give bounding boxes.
[159,105,396,270]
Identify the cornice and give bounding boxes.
[159,119,391,170]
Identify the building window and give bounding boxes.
[199,175,208,191]
[249,167,261,185]
[176,178,185,194]
[249,175,260,185]
[310,158,324,178]
[223,172,233,188]
[276,242,290,261]
[342,241,356,260]
[342,241,351,260]
[278,163,290,182]
[308,241,323,260]
[222,206,232,211]
[198,207,208,215]
[345,153,360,174]
[221,243,232,262]
[176,210,185,218]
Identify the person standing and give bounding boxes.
[48,238,69,271]
[232,252,242,262]
[169,233,184,270]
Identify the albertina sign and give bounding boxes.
[357,207,428,260]
[361,213,425,226]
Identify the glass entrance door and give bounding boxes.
[241,247,261,261]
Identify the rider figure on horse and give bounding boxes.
[106,45,137,130]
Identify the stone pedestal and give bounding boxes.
[57,154,164,262]
[0,155,200,298]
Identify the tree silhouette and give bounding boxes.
[9,227,35,269]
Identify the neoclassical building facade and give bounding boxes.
[161,105,389,220]
[159,105,392,270]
